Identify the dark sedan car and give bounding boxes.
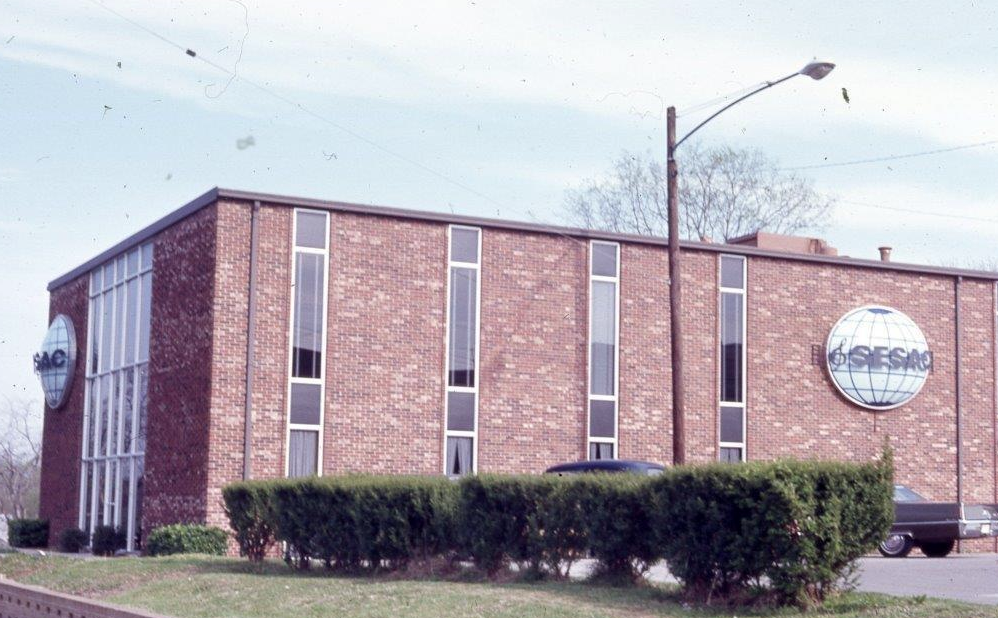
[544,460,665,476]
[879,484,998,558]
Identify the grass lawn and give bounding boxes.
[0,553,995,618]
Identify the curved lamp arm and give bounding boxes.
[673,61,835,152]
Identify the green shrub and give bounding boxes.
[648,456,893,607]
[91,525,127,556]
[271,475,458,572]
[58,528,89,553]
[223,480,280,562]
[7,519,49,548]
[220,455,891,608]
[453,474,655,580]
[455,475,557,576]
[146,524,228,556]
[563,474,656,582]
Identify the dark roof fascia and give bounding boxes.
[218,188,998,282]
[47,188,220,291]
[47,186,998,291]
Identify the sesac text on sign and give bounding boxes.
[34,314,77,409]
[826,305,932,410]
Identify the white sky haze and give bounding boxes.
[2,0,997,408]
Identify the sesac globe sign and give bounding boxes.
[34,314,77,409]
[825,305,933,410]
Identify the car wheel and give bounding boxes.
[919,540,955,558]
[878,534,913,557]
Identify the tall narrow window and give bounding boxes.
[719,255,746,462]
[444,226,480,476]
[588,241,619,460]
[79,243,152,551]
[286,210,329,477]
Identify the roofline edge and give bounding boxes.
[46,187,220,291]
[47,186,998,291]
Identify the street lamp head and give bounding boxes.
[799,61,835,80]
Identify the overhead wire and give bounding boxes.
[82,2,998,246]
[676,81,768,117]
[781,140,998,171]
[839,199,998,224]
[83,0,593,249]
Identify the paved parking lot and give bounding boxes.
[639,554,998,606]
[856,554,998,606]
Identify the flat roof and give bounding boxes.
[48,186,998,291]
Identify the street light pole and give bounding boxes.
[667,61,835,467]
[666,106,685,465]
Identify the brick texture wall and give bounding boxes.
[477,229,587,471]
[39,274,88,540]
[41,193,998,555]
[323,212,447,474]
[142,204,218,535]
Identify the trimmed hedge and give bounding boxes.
[146,524,229,556]
[650,457,893,606]
[8,519,49,548]
[560,474,656,581]
[91,525,127,556]
[272,475,457,571]
[223,480,280,561]
[455,475,652,580]
[222,454,892,606]
[58,528,89,553]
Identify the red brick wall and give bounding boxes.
[42,194,998,555]
[323,212,447,474]
[746,258,997,551]
[39,274,88,541]
[477,229,587,471]
[142,204,218,536]
[204,200,293,529]
[681,251,722,463]
[617,243,672,464]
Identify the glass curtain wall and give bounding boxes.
[79,243,152,550]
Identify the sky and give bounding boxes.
[2,0,997,415]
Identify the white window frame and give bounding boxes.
[79,245,151,551]
[587,240,620,460]
[284,209,330,478]
[442,225,482,475]
[718,254,747,462]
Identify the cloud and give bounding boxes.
[6,0,994,153]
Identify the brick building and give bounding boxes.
[36,187,998,551]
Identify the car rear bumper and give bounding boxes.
[959,519,998,539]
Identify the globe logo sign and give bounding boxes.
[826,306,932,410]
[34,314,77,409]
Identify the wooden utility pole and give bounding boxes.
[667,105,685,466]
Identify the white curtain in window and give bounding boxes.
[446,437,473,475]
[289,430,318,477]
[590,442,614,460]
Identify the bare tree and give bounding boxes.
[0,398,42,519]
[563,145,834,242]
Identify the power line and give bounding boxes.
[676,82,768,117]
[782,140,998,171]
[840,199,998,224]
[84,0,591,250]
[85,0,508,211]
